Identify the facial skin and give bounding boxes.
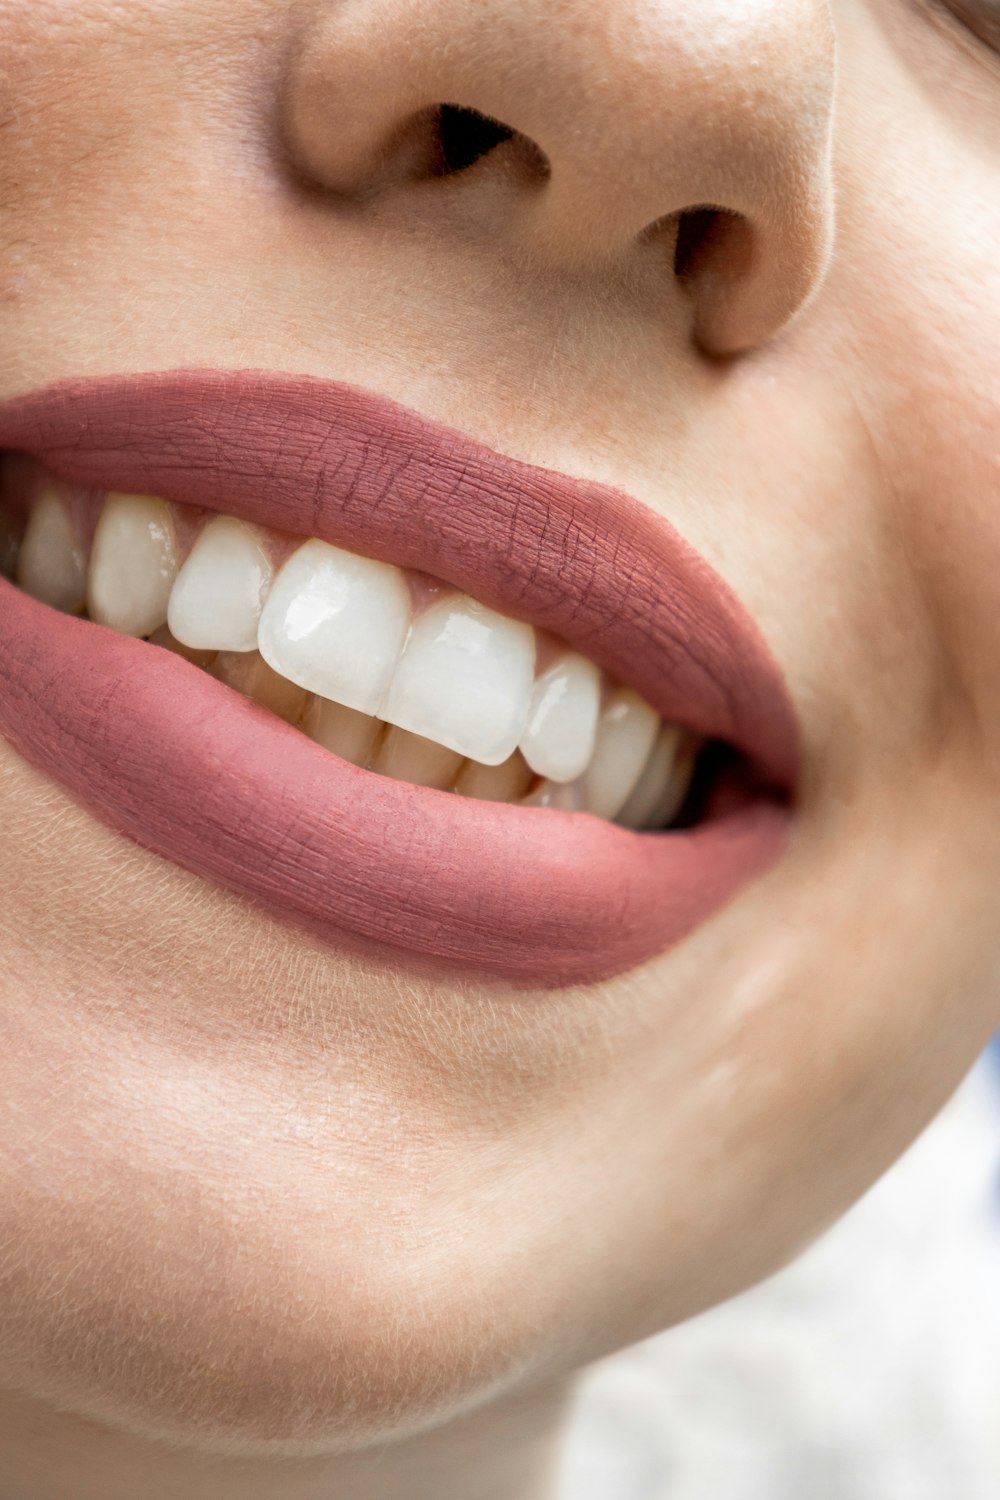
[1,1,999,1495]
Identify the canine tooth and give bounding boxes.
[16,487,87,613]
[521,777,586,810]
[382,596,535,765]
[301,697,383,767]
[584,688,659,821]
[455,752,533,803]
[147,625,216,668]
[519,652,600,784]
[374,726,463,790]
[168,516,271,651]
[212,651,309,725]
[616,724,684,829]
[258,540,410,716]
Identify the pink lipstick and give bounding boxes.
[0,371,797,985]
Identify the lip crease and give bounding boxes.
[0,369,798,986]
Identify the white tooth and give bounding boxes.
[87,493,178,636]
[616,724,683,829]
[382,596,535,765]
[373,726,464,790]
[301,697,383,767]
[257,540,410,716]
[147,625,217,669]
[521,777,586,810]
[455,752,533,803]
[583,688,660,821]
[212,651,309,725]
[16,487,87,614]
[519,652,601,784]
[168,516,271,651]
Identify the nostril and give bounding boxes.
[283,89,549,199]
[673,207,732,280]
[433,104,515,176]
[672,206,769,352]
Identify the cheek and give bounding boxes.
[831,13,1000,745]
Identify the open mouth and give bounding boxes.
[1,465,701,830]
[0,371,798,986]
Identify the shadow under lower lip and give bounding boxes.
[0,579,790,988]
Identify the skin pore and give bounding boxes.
[1,0,1000,1496]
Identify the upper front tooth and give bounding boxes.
[17,487,87,614]
[257,540,411,716]
[381,595,536,765]
[88,493,179,636]
[519,652,601,783]
[584,687,660,821]
[167,516,272,651]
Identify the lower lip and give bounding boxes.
[0,581,788,987]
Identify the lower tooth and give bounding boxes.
[15,488,87,614]
[521,778,586,810]
[455,752,533,803]
[616,725,683,830]
[212,651,309,725]
[147,625,217,669]
[373,726,464,790]
[301,696,383,767]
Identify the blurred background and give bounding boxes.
[558,1042,1000,1500]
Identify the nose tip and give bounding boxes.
[283,0,836,353]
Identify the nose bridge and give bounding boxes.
[285,0,836,351]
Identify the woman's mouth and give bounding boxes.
[0,370,798,986]
[5,471,701,825]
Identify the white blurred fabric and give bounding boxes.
[558,1053,1000,1500]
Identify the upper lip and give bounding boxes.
[0,367,799,788]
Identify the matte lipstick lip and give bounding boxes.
[0,370,799,987]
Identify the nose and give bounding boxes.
[283,0,836,354]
